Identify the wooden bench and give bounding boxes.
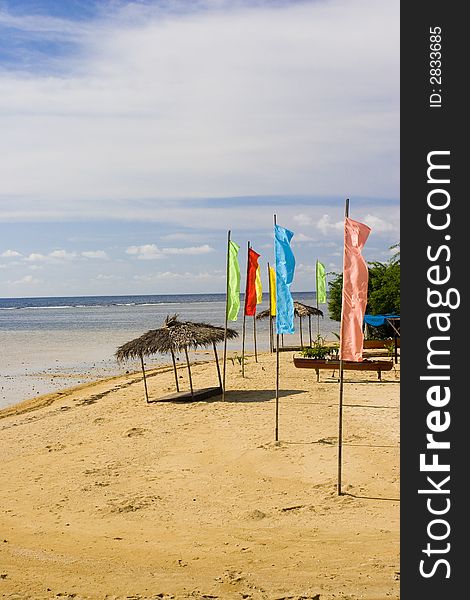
[293,356,394,382]
[150,386,222,403]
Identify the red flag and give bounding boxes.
[339,218,371,361]
[244,248,261,316]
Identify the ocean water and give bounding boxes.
[0,293,339,408]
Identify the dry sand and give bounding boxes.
[0,351,400,600]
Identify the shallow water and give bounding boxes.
[0,293,338,408]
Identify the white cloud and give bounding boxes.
[1,249,22,257]
[0,0,399,218]
[316,214,344,235]
[24,252,48,262]
[126,244,163,260]
[134,270,224,283]
[126,243,214,259]
[362,213,398,233]
[293,214,313,226]
[81,250,108,259]
[95,273,122,280]
[161,244,214,256]
[296,263,316,274]
[49,249,77,259]
[292,233,314,243]
[10,274,41,285]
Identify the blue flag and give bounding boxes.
[274,224,296,334]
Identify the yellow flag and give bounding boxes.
[269,266,276,316]
[255,266,263,304]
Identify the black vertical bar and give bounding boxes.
[402,6,465,597]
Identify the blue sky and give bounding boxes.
[0,0,399,297]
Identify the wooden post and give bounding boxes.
[338,198,349,496]
[213,342,223,389]
[170,349,180,392]
[222,230,231,400]
[308,314,312,346]
[140,354,150,403]
[184,346,194,398]
[299,315,303,348]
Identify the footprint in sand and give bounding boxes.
[124,427,148,437]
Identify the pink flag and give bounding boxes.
[339,217,371,362]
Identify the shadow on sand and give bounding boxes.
[150,388,305,404]
[343,492,400,502]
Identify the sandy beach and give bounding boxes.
[0,351,399,600]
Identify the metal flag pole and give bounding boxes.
[222,230,231,401]
[338,198,349,496]
[241,241,250,377]
[274,214,280,442]
[316,260,321,339]
[253,313,258,362]
[267,262,273,353]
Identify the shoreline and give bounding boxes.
[0,354,224,420]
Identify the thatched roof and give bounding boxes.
[294,301,323,318]
[116,315,238,362]
[256,302,323,320]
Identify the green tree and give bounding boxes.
[327,244,400,322]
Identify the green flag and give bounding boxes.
[316,260,327,304]
[227,240,241,321]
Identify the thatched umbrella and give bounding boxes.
[293,302,324,347]
[116,315,238,402]
[257,301,323,348]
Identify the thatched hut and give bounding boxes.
[257,301,323,348]
[116,315,238,402]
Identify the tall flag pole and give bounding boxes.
[337,200,371,494]
[241,241,250,377]
[253,261,262,362]
[268,263,276,353]
[316,259,327,338]
[243,244,262,372]
[222,231,241,400]
[274,215,296,442]
[267,263,273,352]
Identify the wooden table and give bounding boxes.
[293,356,394,382]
